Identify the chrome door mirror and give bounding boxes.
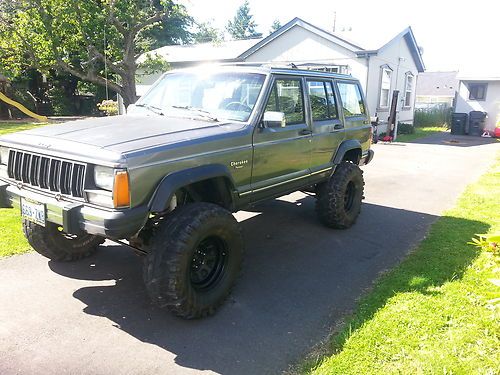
[263,111,286,128]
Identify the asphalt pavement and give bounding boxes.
[0,132,498,375]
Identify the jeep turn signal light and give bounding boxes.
[113,171,130,208]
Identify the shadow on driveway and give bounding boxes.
[48,196,485,374]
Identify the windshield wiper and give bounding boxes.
[171,105,218,122]
[135,103,165,116]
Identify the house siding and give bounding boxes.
[455,80,500,131]
[365,36,420,127]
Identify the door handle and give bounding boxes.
[333,124,343,130]
[299,129,312,135]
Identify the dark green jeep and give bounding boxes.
[0,65,374,318]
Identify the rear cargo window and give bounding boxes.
[336,82,366,117]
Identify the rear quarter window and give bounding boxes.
[336,81,366,117]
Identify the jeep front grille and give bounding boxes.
[7,150,86,198]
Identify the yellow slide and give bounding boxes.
[0,91,47,122]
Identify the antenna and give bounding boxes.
[104,25,109,100]
[333,11,337,32]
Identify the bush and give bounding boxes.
[414,105,452,128]
[397,122,415,135]
[97,100,118,116]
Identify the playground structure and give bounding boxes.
[0,91,48,122]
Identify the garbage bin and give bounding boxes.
[468,111,487,136]
[451,113,468,135]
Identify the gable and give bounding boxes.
[242,25,358,63]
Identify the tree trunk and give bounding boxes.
[120,74,137,108]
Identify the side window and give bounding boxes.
[307,81,338,121]
[336,82,366,117]
[265,78,304,125]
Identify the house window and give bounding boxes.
[337,81,366,117]
[404,73,414,107]
[379,66,392,108]
[468,83,487,100]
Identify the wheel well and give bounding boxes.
[342,148,362,164]
[177,177,234,210]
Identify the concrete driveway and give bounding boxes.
[0,133,498,375]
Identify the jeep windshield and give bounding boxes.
[135,71,266,122]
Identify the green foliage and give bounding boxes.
[415,106,452,128]
[193,21,222,43]
[137,52,170,76]
[269,19,282,34]
[397,122,415,135]
[0,0,185,105]
[470,233,500,257]
[97,99,118,116]
[226,0,261,40]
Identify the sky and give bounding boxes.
[178,0,500,76]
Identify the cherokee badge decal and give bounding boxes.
[230,160,248,169]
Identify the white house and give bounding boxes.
[138,17,425,131]
[455,75,500,132]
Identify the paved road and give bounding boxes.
[0,133,498,375]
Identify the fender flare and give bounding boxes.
[332,139,363,165]
[149,164,236,213]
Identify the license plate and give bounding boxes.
[21,198,46,227]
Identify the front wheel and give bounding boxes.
[315,162,365,229]
[143,202,244,319]
[22,221,104,261]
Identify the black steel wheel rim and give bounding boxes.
[190,236,228,291]
[344,181,356,211]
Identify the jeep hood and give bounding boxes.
[0,115,239,160]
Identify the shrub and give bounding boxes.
[414,105,452,128]
[397,122,415,135]
[97,100,118,116]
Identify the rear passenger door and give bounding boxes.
[306,79,345,174]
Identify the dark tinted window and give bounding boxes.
[307,80,338,121]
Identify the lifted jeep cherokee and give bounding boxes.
[0,65,374,319]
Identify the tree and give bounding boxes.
[269,19,281,34]
[0,0,190,106]
[193,21,221,44]
[226,0,261,40]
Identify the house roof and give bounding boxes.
[139,17,425,72]
[416,71,458,96]
[137,38,263,64]
[355,27,425,72]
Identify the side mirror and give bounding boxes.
[263,111,286,128]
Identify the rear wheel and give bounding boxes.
[143,202,243,319]
[316,162,365,229]
[22,220,104,261]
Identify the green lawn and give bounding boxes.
[1,121,49,257]
[0,121,48,135]
[304,155,500,374]
[396,126,448,143]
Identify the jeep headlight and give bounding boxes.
[94,165,114,191]
[0,146,9,166]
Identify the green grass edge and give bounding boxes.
[299,153,500,374]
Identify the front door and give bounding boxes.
[251,76,312,199]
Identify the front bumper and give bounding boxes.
[0,182,148,239]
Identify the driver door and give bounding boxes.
[251,76,312,200]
